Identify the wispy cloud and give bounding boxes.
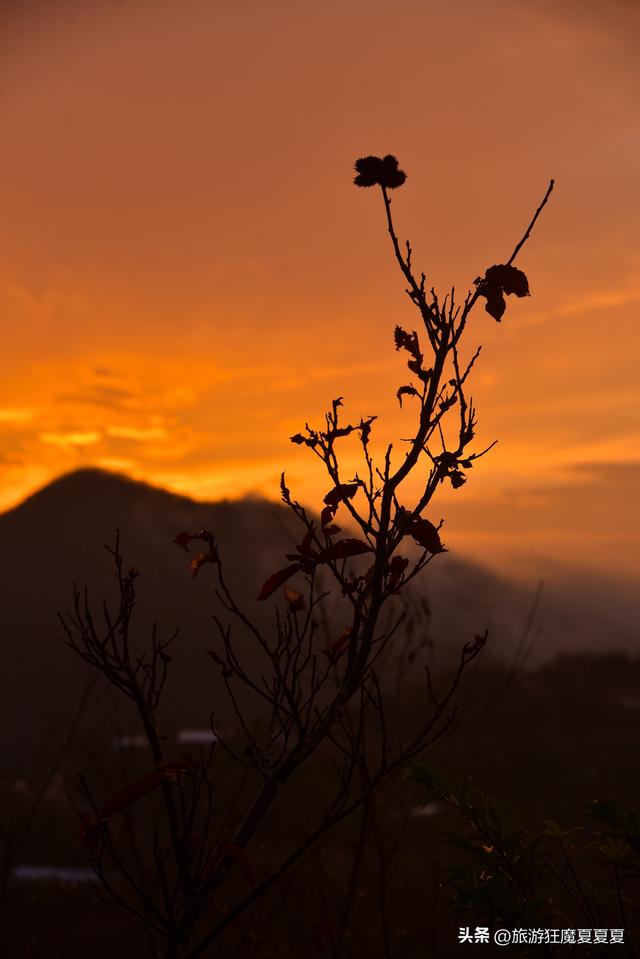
[555,286,640,317]
[39,431,102,447]
[106,425,168,441]
[0,408,37,423]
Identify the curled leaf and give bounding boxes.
[173,531,194,552]
[193,528,215,545]
[397,385,419,407]
[484,289,506,321]
[485,264,530,297]
[257,563,302,601]
[359,416,376,447]
[280,472,291,503]
[407,359,431,383]
[324,483,359,507]
[320,505,336,529]
[409,519,444,554]
[448,469,467,489]
[290,432,318,448]
[394,326,422,361]
[190,551,216,578]
[387,555,409,588]
[475,263,530,322]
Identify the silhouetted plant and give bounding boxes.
[61,156,553,958]
[412,764,639,957]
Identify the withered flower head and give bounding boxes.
[354,154,407,189]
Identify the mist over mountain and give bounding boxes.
[0,469,636,766]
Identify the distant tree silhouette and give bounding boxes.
[61,157,553,958]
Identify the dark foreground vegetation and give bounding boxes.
[4,651,639,958]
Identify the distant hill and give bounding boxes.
[0,469,305,762]
[0,469,637,767]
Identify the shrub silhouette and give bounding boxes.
[412,763,640,956]
[61,156,553,958]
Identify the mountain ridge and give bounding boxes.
[1,469,636,768]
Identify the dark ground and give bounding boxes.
[2,652,640,959]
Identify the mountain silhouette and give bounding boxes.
[0,469,305,766]
[1,469,636,769]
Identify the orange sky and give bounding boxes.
[0,0,639,577]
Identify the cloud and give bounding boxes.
[95,456,137,473]
[0,408,37,423]
[106,425,168,441]
[440,459,640,576]
[555,286,640,318]
[55,384,137,411]
[39,430,101,447]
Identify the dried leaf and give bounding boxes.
[484,289,506,321]
[324,483,359,507]
[449,469,467,489]
[320,505,336,529]
[407,359,430,382]
[476,263,530,322]
[409,519,444,553]
[359,416,375,446]
[257,563,302,601]
[326,424,355,440]
[397,385,419,407]
[290,432,318,448]
[485,264,530,297]
[297,529,316,556]
[325,627,352,664]
[394,326,421,361]
[190,552,215,578]
[387,555,409,588]
[173,531,193,552]
[317,538,373,563]
[193,528,215,544]
[284,587,306,612]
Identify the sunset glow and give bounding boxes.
[1,0,638,575]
